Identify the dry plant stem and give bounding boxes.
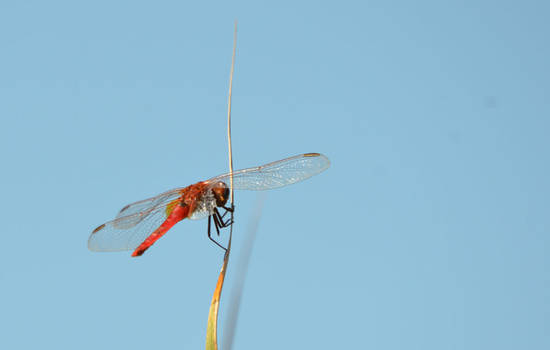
[223,194,266,350]
[227,20,237,205]
[205,20,237,350]
[226,18,237,253]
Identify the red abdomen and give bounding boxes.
[132,204,190,257]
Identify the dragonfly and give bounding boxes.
[88,153,330,257]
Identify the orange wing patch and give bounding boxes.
[165,198,181,218]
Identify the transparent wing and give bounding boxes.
[115,188,185,221]
[88,204,175,252]
[89,188,185,252]
[206,153,330,191]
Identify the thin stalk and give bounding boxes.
[205,20,237,350]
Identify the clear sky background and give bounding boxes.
[1,1,548,349]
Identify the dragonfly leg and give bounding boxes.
[207,205,235,250]
[212,212,222,236]
[215,208,234,227]
[222,205,234,213]
[207,215,227,251]
[219,204,235,220]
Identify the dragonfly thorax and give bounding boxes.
[188,182,229,220]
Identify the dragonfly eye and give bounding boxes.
[212,182,229,207]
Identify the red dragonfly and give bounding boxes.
[88,153,330,257]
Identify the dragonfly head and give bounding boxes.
[211,181,229,207]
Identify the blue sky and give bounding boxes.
[0,1,548,349]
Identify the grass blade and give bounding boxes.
[223,194,266,350]
[205,20,237,350]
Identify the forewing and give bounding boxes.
[115,188,184,221]
[206,153,330,191]
[88,203,176,252]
